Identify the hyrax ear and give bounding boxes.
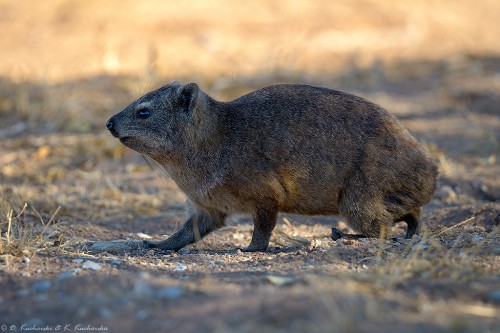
[176,83,199,113]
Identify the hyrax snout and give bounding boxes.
[107,82,438,252]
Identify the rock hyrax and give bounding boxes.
[106,82,438,251]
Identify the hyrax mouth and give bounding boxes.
[119,136,131,144]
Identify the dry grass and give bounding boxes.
[0,196,63,258]
[308,222,499,332]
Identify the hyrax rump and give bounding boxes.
[106,82,438,252]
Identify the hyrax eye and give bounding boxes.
[136,108,151,119]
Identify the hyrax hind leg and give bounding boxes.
[397,208,421,239]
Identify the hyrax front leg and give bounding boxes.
[245,203,278,252]
[144,208,226,251]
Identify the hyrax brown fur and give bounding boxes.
[106,82,438,252]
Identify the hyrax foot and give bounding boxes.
[143,239,184,252]
[331,228,367,241]
[243,242,269,252]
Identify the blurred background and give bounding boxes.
[1,0,499,129]
[1,0,499,81]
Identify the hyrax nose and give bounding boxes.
[106,119,114,130]
[106,117,120,138]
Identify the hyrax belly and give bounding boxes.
[278,179,342,215]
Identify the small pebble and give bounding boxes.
[471,236,484,242]
[137,232,152,239]
[17,289,31,297]
[56,268,81,281]
[100,308,114,320]
[437,185,458,203]
[133,279,154,297]
[89,241,131,254]
[210,260,224,266]
[72,258,84,263]
[412,243,431,251]
[32,280,52,293]
[265,275,296,286]
[35,294,49,302]
[23,257,30,264]
[490,290,500,304]
[136,310,148,320]
[158,287,185,299]
[82,260,102,271]
[174,265,187,272]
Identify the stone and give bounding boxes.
[99,308,114,320]
[174,265,187,272]
[56,268,81,281]
[158,287,185,299]
[89,241,131,254]
[437,185,457,203]
[82,260,102,271]
[471,236,484,242]
[136,232,152,239]
[32,280,52,293]
[16,289,31,297]
[264,275,296,286]
[136,310,148,320]
[412,243,431,251]
[490,290,500,304]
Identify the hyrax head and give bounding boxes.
[106,81,199,159]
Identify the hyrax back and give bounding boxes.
[107,82,438,251]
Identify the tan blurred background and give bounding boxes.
[1,0,499,82]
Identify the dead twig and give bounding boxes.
[433,216,476,237]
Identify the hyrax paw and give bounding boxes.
[142,240,182,252]
[243,244,268,252]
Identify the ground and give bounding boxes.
[0,1,499,332]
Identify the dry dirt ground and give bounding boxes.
[0,1,499,332]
